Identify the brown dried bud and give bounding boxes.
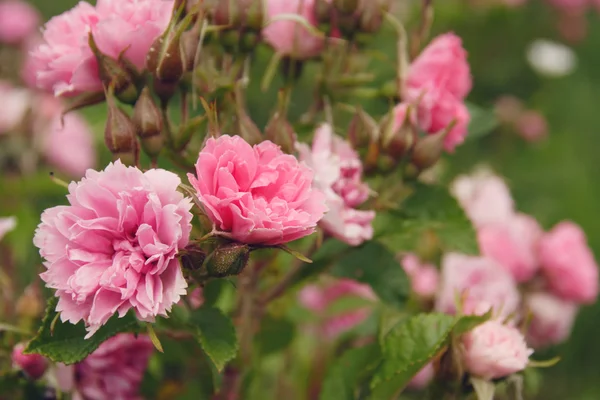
[265,112,296,154]
[206,243,250,278]
[105,93,137,160]
[410,130,447,171]
[348,108,378,149]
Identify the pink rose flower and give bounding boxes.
[462,320,533,380]
[299,278,377,338]
[435,253,520,317]
[188,135,327,245]
[0,81,31,134]
[407,363,435,390]
[263,0,326,59]
[30,0,174,96]
[478,213,543,282]
[547,0,588,13]
[56,334,153,400]
[0,1,40,45]
[451,171,515,228]
[515,110,548,142]
[34,161,193,336]
[400,254,439,298]
[297,124,375,246]
[525,292,578,349]
[538,221,599,304]
[0,216,17,241]
[11,343,48,380]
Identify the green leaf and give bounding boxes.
[190,306,238,372]
[25,297,139,364]
[320,344,382,400]
[376,184,478,255]
[292,239,351,285]
[330,242,410,308]
[466,102,498,141]
[370,313,456,399]
[255,315,295,356]
[452,310,492,336]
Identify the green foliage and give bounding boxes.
[376,183,479,255]
[466,102,499,141]
[25,297,139,364]
[255,315,296,356]
[190,306,238,372]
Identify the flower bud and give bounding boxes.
[206,243,250,278]
[132,88,165,159]
[265,112,296,154]
[358,1,384,34]
[147,31,185,84]
[180,244,208,271]
[411,130,448,171]
[15,284,43,320]
[380,104,414,160]
[212,0,264,31]
[12,343,48,380]
[105,92,137,163]
[181,26,201,72]
[347,108,378,149]
[88,34,139,105]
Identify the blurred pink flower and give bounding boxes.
[525,292,578,348]
[298,278,376,338]
[515,110,548,142]
[451,171,515,228]
[435,253,520,317]
[11,343,48,380]
[297,124,375,246]
[0,1,40,45]
[30,0,174,96]
[494,95,524,124]
[0,81,31,134]
[188,135,327,245]
[0,216,17,241]
[478,213,543,282]
[462,320,533,380]
[400,254,439,298]
[34,161,193,336]
[538,221,599,304]
[407,363,435,390]
[547,0,588,13]
[263,0,326,59]
[188,287,204,309]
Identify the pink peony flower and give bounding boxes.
[299,278,377,338]
[400,254,439,298]
[55,334,154,400]
[11,343,48,380]
[0,81,31,134]
[188,135,327,245]
[462,320,533,380]
[515,110,548,142]
[30,0,174,96]
[407,363,435,390]
[451,171,515,228]
[0,1,40,45]
[263,0,326,59]
[478,213,543,282]
[0,216,17,241]
[538,221,599,304]
[435,253,520,317]
[34,95,96,177]
[297,124,375,246]
[34,161,193,336]
[525,292,578,349]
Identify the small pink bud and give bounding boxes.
[410,130,447,171]
[347,108,378,149]
[105,92,137,163]
[12,343,48,380]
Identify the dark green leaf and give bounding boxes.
[320,344,382,400]
[255,315,295,356]
[25,297,139,364]
[466,102,498,141]
[376,184,478,255]
[452,310,491,336]
[291,239,351,285]
[190,306,238,371]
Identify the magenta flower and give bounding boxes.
[297,124,375,246]
[188,135,327,245]
[0,1,40,45]
[30,0,174,96]
[525,292,578,349]
[12,343,48,380]
[34,161,193,336]
[538,221,599,304]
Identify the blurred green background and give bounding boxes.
[7,0,600,398]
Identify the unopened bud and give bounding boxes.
[380,105,414,159]
[181,244,208,271]
[15,284,43,320]
[132,88,164,159]
[181,26,201,72]
[206,243,250,278]
[333,0,359,14]
[348,108,378,149]
[265,112,296,154]
[88,34,138,104]
[212,0,264,31]
[147,31,185,84]
[12,343,48,380]
[358,1,384,34]
[411,130,447,171]
[105,93,137,162]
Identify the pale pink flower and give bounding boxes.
[299,278,376,338]
[546,0,588,13]
[297,124,375,246]
[0,81,31,134]
[538,221,599,304]
[435,253,520,317]
[263,0,326,59]
[451,171,515,228]
[525,292,578,349]
[462,320,533,380]
[34,161,192,336]
[478,213,543,282]
[400,254,439,298]
[11,343,48,380]
[188,135,327,245]
[30,0,174,96]
[515,111,548,142]
[56,334,154,400]
[0,1,40,45]
[0,216,17,241]
[407,363,435,390]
